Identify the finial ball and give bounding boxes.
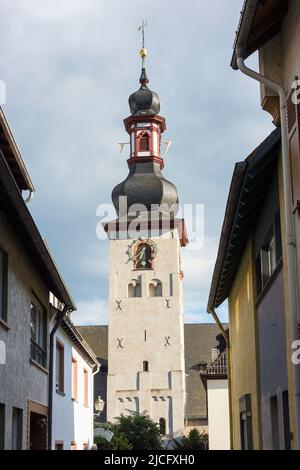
[139,47,147,58]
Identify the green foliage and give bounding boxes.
[94,435,111,450]
[111,435,133,450]
[94,434,132,450]
[173,428,208,450]
[105,411,162,450]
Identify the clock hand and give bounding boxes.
[137,247,146,259]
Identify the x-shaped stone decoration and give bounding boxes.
[165,299,171,309]
[116,300,122,310]
[164,336,171,347]
[117,338,124,349]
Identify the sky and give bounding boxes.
[0,0,274,326]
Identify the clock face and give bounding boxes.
[126,239,157,269]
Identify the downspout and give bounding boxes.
[24,190,34,204]
[236,55,300,449]
[209,308,233,450]
[48,305,71,450]
[92,362,101,442]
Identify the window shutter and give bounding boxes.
[286,78,300,211]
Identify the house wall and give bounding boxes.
[207,379,230,450]
[0,210,49,450]
[255,0,300,449]
[252,166,290,449]
[259,0,300,107]
[51,325,95,450]
[228,240,261,449]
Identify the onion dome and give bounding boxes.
[128,48,160,116]
[112,161,179,217]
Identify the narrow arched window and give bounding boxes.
[143,361,149,372]
[128,279,142,298]
[155,281,162,297]
[149,280,162,297]
[159,418,166,435]
[140,134,149,151]
[149,283,156,297]
[128,283,135,298]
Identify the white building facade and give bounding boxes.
[51,314,99,450]
[105,49,187,436]
[207,379,230,450]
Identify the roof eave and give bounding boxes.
[0,107,35,192]
[0,154,76,310]
[231,0,289,70]
[231,0,260,69]
[207,128,281,313]
[61,316,99,367]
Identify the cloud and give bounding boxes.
[72,297,107,326]
[0,0,274,326]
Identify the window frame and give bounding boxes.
[55,440,64,450]
[30,296,47,368]
[56,339,65,394]
[12,407,23,450]
[159,417,166,435]
[83,368,89,407]
[0,403,5,450]
[72,356,78,401]
[256,210,283,297]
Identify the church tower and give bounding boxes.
[105,36,187,436]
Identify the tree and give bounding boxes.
[173,428,208,450]
[94,435,132,450]
[106,411,162,450]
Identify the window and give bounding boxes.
[12,408,22,450]
[56,340,64,393]
[256,211,282,295]
[270,395,279,450]
[239,394,253,450]
[84,369,89,407]
[0,403,5,450]
[138,131,150,152]
[283,391,291,450]
[0,248,8,322]
[72,357,78,400]
[143,361,149,372]
[30,298,47,368]
[100,364,108,374]
[149,280,162,297]
[159,418,166,435]
[55,441,64,450]
[128,279,142,298]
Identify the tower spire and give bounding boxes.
[138,21,149,86]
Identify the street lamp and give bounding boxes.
[94,396,105,415]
